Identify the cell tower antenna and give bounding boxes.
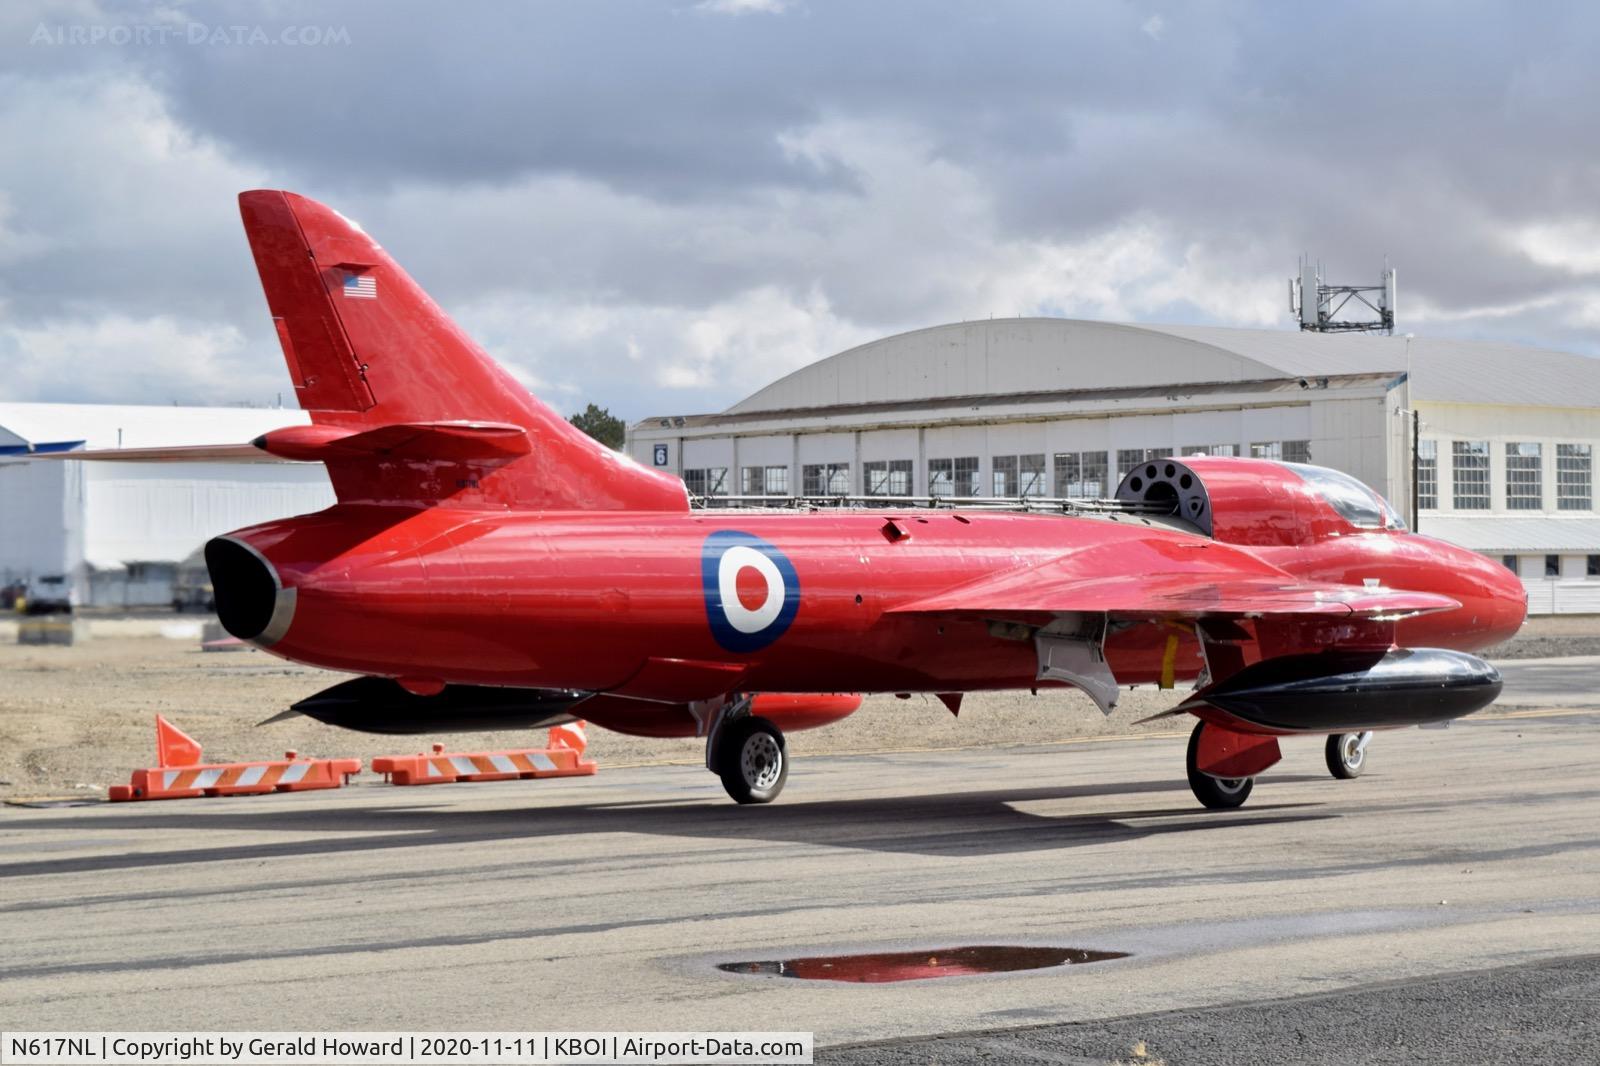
[1287,257,1396,334]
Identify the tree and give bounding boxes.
[568,403,625,450]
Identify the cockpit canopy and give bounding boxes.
[1285,463,1406,530]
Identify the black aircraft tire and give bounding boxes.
[1326,732,1369,780]
[716,716,788,804]
[1186,722,1254,810]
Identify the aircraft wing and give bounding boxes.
[887,538,1459,620]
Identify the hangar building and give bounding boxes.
[628,318,1600,614]
[0,403,333,608]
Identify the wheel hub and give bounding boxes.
[742,733,782,789]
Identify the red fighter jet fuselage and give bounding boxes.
[90,191,1527,809]
[214,494,1522,707]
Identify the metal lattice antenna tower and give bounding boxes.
[1288,256,1396,334]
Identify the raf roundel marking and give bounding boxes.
[702,531,801,653]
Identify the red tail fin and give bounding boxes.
[238,190,685,511]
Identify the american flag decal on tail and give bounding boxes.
[342,271,377,299]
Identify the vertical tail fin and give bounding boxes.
[238,190,685,511]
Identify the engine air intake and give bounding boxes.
[1114,458,1213,536]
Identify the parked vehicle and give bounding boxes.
[21,575,74,615]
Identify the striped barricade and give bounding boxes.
[110,755,362,801]
[108,715,361,801]
[373,732,597,786]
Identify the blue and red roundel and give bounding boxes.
[702,531,801,653]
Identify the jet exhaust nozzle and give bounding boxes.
[286,676,586,735]
[1183,647,1502,732]
[206,536,295,645]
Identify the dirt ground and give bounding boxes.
[0,615,1592,800]
[1482,612,1600,658]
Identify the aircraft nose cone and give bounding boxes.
[1449,542,1527,646]
[1489,555,1530,639]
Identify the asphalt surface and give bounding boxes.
[1,662,1598,1064]
[1494,655,1600,708]
[825,953,1600,1064]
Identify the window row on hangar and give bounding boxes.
[1418,439,1593,512]
[680,440,1313,501]
[678,434,1596,515]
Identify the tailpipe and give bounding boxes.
[1181,648,1501,733]
[205,536,295,645]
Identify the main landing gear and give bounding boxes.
[712,714,789,804]
[1326,731,1373,779]
[1184,721,1376,809]
[1185,722,1254,810]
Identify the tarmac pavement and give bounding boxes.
[0,666,1597,1063]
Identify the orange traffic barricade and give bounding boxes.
[372,722,597,786]
[108,715,361,801]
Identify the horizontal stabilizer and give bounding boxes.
[254,421,532,461]
[17,443,285,463]
[17,421,534,467]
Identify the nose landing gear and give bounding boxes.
[1326,731,1373,779]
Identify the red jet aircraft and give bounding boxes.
[65,191,1529,808]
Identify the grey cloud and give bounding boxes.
[2,0,1599,419]
[40,0,1220,197]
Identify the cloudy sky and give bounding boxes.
[3,1,1599,421]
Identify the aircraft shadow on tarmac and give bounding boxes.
[0,776,1339,878]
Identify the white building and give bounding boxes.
[629,318,1600,614]
[0,403,334,608]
